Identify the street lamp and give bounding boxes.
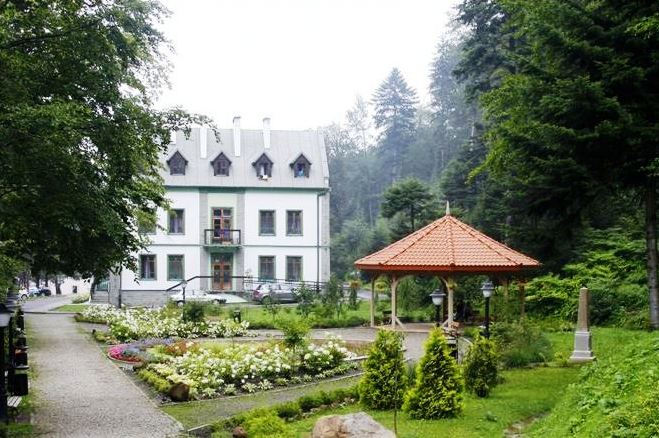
[0,303,13,424]
[481,280,494,338]
[180,279,188,305]
[429,289,446,327]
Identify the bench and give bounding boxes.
[8,396,22,409]
[382,310,392,325]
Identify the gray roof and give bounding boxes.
[161,127,330,189]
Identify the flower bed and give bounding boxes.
[79,305,250,341]
[140,335,357,400]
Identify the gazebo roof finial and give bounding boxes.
[446,200,451,216]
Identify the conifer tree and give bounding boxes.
[359,329,407,410]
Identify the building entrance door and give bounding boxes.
[212,254,232,291]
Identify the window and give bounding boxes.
[167,151,188,175]
[168,209,184,234]
[252,153,273,179]
[259,256,275,280]
[139,255,156,280]
[259,210,275,235]
[286,256,302,282]
[167,255,184,281]
[211,152,231,176]
[290,154,311,178]
[286,210,302,235]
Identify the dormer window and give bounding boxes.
[252,153,273,179]
[290,154,311,178]
[167,151,188,175]
[211,152,232,176]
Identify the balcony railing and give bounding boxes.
[204,228,241,246]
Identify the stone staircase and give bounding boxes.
[91,290,109,304]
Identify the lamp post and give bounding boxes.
[180,280,188,305]
[0,303,13,424]
[429,289,446,327]
[481,280,494,338]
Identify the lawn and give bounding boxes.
[52,304,90,312]
[163,375,362,429]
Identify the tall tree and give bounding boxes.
[480,0,659,328]
[372,68,418,184]
[0,0,212,281]
[381,178,437,240]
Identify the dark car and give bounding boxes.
[251,283,298,304]
[37,287,52,296]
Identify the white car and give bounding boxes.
[169,290,247,306]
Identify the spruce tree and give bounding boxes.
[372,68,418,184]
[404,328,463,419]
[359,329,407,410]
[463,334,499,397]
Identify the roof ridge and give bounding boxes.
[447,217,456,265]
[452,218,535,265]
[379,217,446,266]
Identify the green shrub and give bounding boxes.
[295,283,315,318]
[137,369,171,393]
[181,301,205,323]
[243,410,291,438]
[491,321,552,368]
[298,394,323,411]
[71,293,90,304]
[276,318,310,350]
[463,335,499,397]
[359,329,407,410]
[273,401,302,420]
[403,328,463,419]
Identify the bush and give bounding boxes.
[298,394,323,411]
[463,335,499,397]
[71,293,90,304]
[359,329,407,410]
[403,328,463,419]
[276,319,310,350]
[491,321,552,368]
[137,369,171,393]
[181,301,205,323]
[242,410,291,438]
[273,401,302,420]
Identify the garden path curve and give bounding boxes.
[27,313,182,438]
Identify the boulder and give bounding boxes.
[168,382,190,402]
[232,426,247,438]
[312,412,395,438]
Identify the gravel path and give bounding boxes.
[28,313,183,438]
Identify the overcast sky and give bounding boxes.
[157,0,458,130]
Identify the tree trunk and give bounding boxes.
[645,181,659,330]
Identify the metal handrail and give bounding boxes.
[204,228,241,245]
[166,275,328,292]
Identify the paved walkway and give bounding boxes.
[28,313,182,437]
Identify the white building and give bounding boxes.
[108,117,330,307]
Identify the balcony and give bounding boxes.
[204,229,241,249]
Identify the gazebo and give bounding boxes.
[354,207,540,328]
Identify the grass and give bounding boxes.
[162,375,361,429]
[52,304,90,313]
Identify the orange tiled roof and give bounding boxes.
[354,214,540,274]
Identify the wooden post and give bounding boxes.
[370,277,376,328]
[440,276,455,327]
[518,280,526,318]
[391,275,398,329]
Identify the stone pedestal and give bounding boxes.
[570,287,595,363]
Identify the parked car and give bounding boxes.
[37,287,52,296]
[251,283,298,304]
[169,289,246,306]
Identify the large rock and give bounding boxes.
[312,412,395,438]
[168,382,190,402]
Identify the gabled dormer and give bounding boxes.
[290,154,311,178]
[252,153,273,179]
[167,150,188,175]
[211,152,232,176]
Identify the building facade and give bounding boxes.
[108,117,330,307]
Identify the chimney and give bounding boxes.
[233,116,241,156]
[263,117,271,149]
[199,126,207,159]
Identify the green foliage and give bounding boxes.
[276,319,310,351]
[0,0,215,279]
[491,321,552,368]
[71,293,90,304]
[262,295,281,320]
[359,329,407,410]
[381,178,437,240]
[403,328,463,419]
[462,335,499,397]
[320,275,345,320]
[295,282,315,318]
[530,333,659,437]
[242,410,291,438]
[181,302,205,323]
[273,402,302,420]
[137,369,172,394]
[298,394,323,412]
